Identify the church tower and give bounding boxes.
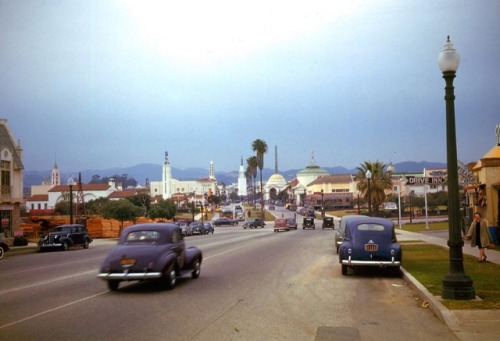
[238,156,247,197]
[162,152,172,199]
[209,160,215,180]
[51,162,60,186]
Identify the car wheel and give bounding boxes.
[107,280,120,291]
[336,245,339,254]
[341,265,348,276]
[191,259,201,279]
[62,242,69,251]
[0,247,4,259]
[83,239,89,249]
[163,264,177,290]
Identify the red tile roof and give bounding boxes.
[49,184,110,192]
[28,194,48,201]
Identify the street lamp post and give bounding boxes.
[321,189,325,218]
[439,36,475,300]
[366,170,372,216]
[67,176,76,224]
[356,190,361,215]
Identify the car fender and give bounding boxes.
[158,251,179,273]
[184,246,203,270]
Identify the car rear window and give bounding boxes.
[126,230,160,242]
[356,223,385,231]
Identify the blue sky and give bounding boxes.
[1,0,499,174]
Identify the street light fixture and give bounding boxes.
[438,36,475,300]
[67,176,76,224]
[366,170,372,216]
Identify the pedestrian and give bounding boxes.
[465,212,494,262]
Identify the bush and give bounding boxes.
[13,236,29,246]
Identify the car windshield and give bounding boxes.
[126,230,160,242]
[356,223,385,231]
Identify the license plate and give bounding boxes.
[120,258,136,266]
[365,244,378,251]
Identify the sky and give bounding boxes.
[1,0,499,174]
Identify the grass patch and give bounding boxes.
[401,221,449,232]
[403,243,500,309]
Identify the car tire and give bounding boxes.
[341,265,348,276]
[163,264,177,290]
[191,259,201,279]
[107,280,120,291]
[83,239,89,249]
[336,245,339,254]
[0,247,4,259]
[62,242,69,251]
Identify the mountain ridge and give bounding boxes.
[23,161,446,188]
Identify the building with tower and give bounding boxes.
[265,146,287,200]
[237,157,247,197]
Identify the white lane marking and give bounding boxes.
[0,269,97,296]
[0,291,109,329]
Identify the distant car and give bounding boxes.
[302,217,315,229]
[97,223,202,291]
[268,204,275,210]
[286,218,298,230]
[203,222,214,234]
[338,216,402,276]
[177,221,193,236]
[190,222,206,235]
[273,218,289,232]
[243,218,265,229]
[39,224,93,252]
[0,238,9,259]
[335,215,367,253]
[213,218,238,226]
[322,217,335,229]
[236,211,245,221]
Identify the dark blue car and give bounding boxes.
[338,216,401,276]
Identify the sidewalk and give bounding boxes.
[396,229,500,341]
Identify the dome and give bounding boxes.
[267,173,287,186]
[297,164,329,176]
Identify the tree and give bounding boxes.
[356,160,393,216]
[86,197,110,216]
[251,139,268,217]
[102,200,142,235]
[127,193,152,216]
[149,199,177,221]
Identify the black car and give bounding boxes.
[97,223,202,291]
[322,217,335,229]
[203,222,214,234]
[190,222,206,235]
[0,238,9,259]
[302,217,315,229]
[213,218,238,226]
[39,224,93,251]
[286,218,298,230]
[243,218,265,229]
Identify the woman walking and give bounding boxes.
[466,212,493,262]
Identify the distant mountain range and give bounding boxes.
[23,161,446,189]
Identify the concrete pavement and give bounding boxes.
[396,228,500,341]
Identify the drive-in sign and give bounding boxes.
[404,176,445,185]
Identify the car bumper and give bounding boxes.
[39,243,64,249]
[97,271,163,281]
[342,256,400,267]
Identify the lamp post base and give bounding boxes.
[442,273,475,300]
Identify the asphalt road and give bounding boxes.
[0,219,457,340]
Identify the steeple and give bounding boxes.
[275,145,278,174]
[51,161,60,186]
[209,160,215,180]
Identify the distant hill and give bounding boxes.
[23,161,446,188]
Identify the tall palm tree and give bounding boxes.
[246,156,258,206]
[356,160,393,216]
[252,139,268,217]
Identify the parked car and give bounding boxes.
[268,204,275,210]
[0,238,9,259]
[190,222,206,235]
[322,217,335,229]
[213,217,238,226]
[236,211,245,221]
[286,218,298,230]
[97,223,202,291]
[39,224,93,252]
[273,218,289,232]
[302,217,315,229]
[243,218,266,229]
[335,215,367,253]
[338,216,402,276]
[177,221,193,236]
[203,222,214,234]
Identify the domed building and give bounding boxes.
[292,153,329,205]
[265,146,288,200]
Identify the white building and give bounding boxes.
[237,157,247,197]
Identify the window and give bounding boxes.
[357,223,385,231]
[1,160,10,195]
[126,230,160,242]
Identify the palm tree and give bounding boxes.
[356,160,394,216]
[252,139,268,217]
[246,156,258,207]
